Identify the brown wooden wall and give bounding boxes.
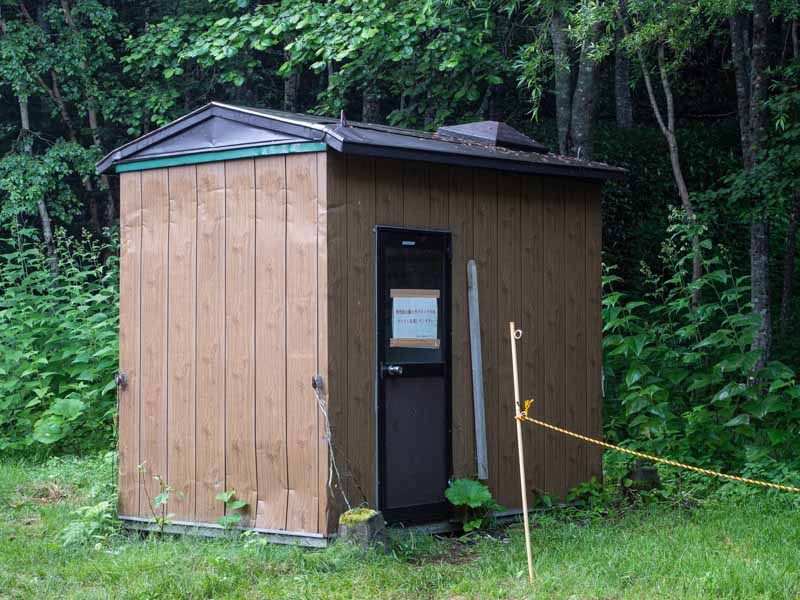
[118,153,330,534]
[324,154,603,527]
[119,149,602,537]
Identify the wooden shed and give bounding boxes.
[98,102,623,544]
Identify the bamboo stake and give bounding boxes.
[509,321,534,585]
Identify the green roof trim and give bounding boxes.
[114,142,327,173]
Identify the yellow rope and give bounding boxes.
[516,405,800,494]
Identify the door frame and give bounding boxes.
[374,225,453,523]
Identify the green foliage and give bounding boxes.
[0,229,118,453]
[60,499,116,547]
[0,142,98,226]
[595,121,742,291]
[131,0,509,128]
[603,215,800,486]
[138,463,181,534]
[445,478,503,532]
[693,62,800,326]
[445,478,493,508]
[215,490,249,528]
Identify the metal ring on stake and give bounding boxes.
[513,329,523,340]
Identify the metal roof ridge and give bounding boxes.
[209,101,333,134]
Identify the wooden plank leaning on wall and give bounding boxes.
[167,165,198,520]
[225,159,258,524]
[195,162,226,523]
[118,171,142,517]
[254,155,289,530]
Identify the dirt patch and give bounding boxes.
[10,481,74,507]
[407,540,478,567]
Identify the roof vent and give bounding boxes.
[436,121,547,153]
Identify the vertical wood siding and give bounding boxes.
[448,167,475,479]
[285,153,319,532]
[139,169,169,517]
[316,152,331,532]
[167,165,197,519]
[520,177,546,500]
[345,158,376,508]
[325,156,603,511]
[584,183,604,482]
[225,159,259,522]
[323,152,349,533]
[195,162,226,523]
[254,155,288,529]
[473,171,499,493]
[118,154,326,533]
[118,172,142,517]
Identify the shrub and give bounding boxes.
[445,478,503,532]
[0,228,119,453]
[602,214,800,487]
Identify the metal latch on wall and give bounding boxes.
[311,374,324,391]
[114,371,128,391]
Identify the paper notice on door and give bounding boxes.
[390,289,440,349]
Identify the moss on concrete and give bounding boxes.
[339,507,378,526]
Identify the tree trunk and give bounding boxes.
[729,14,752,159]
[550,11,572,155]
[657,47,702,298]
[478,85,494,120]
[569,20,602,160]
[779,27,799,336]
[748,0,772,368]
[61,0,116,227]
[779,191,800,334]
[284,71,299,112]
[636,43,703,300]
[751,218,772,362]
[362,89,381,123]
[614,31,633,128]
[19,98,58,272]
[283,45,300,112]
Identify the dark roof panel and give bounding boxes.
[97,102,624,181]
[134,115,307,159]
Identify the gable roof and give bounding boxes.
[97,102,624,181]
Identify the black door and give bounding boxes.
[376,227,451,523]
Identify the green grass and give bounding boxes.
[0,454,798,599]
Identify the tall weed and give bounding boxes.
[0,228,118,453]
[603,214,800,486]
